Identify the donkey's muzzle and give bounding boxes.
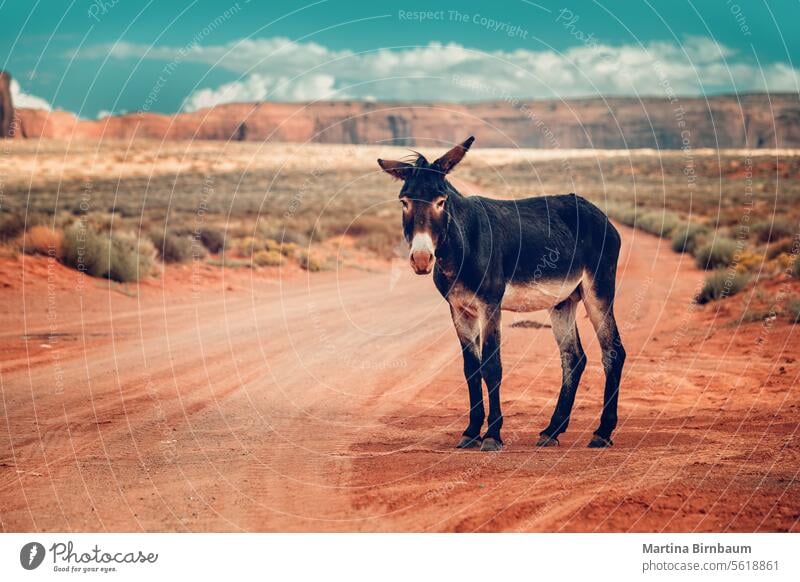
[410,251,434,275]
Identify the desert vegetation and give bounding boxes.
[606,199,798,311]
[603,199,798,313]
[1,141,798,319]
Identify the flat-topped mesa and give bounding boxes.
[12,93,800,148]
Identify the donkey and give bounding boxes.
[378,137,625,451]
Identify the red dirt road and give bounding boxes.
[1,224,799,532]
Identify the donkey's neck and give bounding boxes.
[444,179,465,199]
[435,185,470,272]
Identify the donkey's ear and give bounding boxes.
[432,136,475,174]
[377,159,413,181]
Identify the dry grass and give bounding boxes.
[198,228,225,253]
[603,202,638,227]
[696,270,750,304]
[62,225,154,283]
[787,297,800,323]
[751,219,796,243]
[637,210,682,238]
[694,238,739,270]
[23,226,63,258]
[299,251,329,272]
[671,223,710,254]
[0,212,27,243]
[149,230,196,264]
[253,249,285,267]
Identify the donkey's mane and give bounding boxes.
[396,151,436,180]
[401,151,429,167]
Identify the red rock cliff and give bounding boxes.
[13,94,800,148]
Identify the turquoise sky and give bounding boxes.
[2,0,799,117]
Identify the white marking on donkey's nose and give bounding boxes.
[410,232,435,255]
[410,232,435,274]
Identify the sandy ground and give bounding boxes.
[1,210,799,532]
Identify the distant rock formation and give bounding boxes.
[13,94,800,148]
[0,71,14,138]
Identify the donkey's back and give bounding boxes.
[469,192,621,295]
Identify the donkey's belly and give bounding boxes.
[502,276,582,312]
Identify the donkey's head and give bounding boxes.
[377,136,474,274]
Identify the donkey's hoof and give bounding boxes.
[456,435,482,449]
[479,437,503,452]
[536,435,559,447]
[588,434,613,448]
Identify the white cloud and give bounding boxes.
[10,78,52,110]
[74,36,800,111]
[183,73,338,112]
[96,109,128,119]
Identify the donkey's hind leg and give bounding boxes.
[479,308,503,451]
[537,295,586,447]
[583,278,626,448]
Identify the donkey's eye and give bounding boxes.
[400,198,410,211]
[434,197,446,211]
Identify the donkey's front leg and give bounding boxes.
[479,308,503,451]
[452,306,485,449]
[455,337,485,449]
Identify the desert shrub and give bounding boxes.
[236,236,280,257]
[111,203,140,218]
[283,229,309,245]
[786,298,800,324]
[149,230,194,263]
[604,202,638,227]
[317,220,350,239]
[83,211,123,233]
[108,232,154,282]
[355,231,397,258]
[734,249,764,273]
[751,218,796,243]
[206,253,250,268]
[260,223,308,245]
[70,201,91,216]
[199,228,225,253]
[63,226,154,282]
[765,238,795,260]
[346,215,393,237]
[298,251,325,272]
[637,210,682,238]
[696,270,749,304]
[23,226,63,258]
[63,225,103,275]
[264,239,298,257]
[346,215,398,258]
[694,238,738,270]
[0,212,26,242]
[191,240,208,260]
[253,249,285,267]
[670,223,709,254]
[772,252,794,272]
